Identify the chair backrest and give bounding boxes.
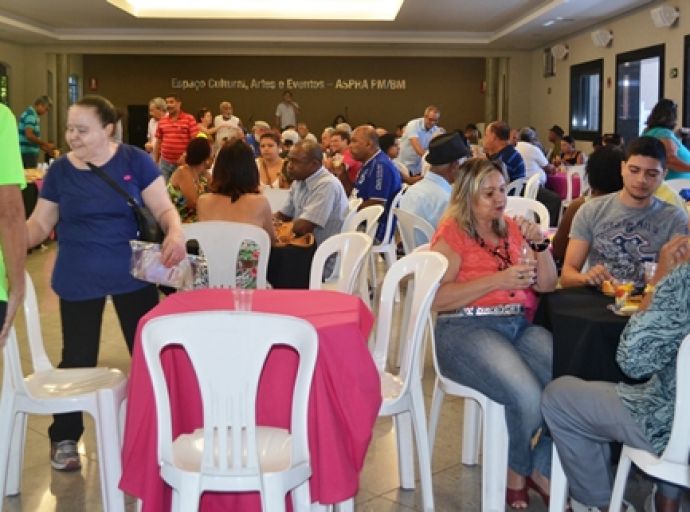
[662,332,690,463]
[182,221,271,288]
[506,177,527,197]
[141,311,318,475]
[348,196,363,213]
[378,188,406,244]
[341,205,384,240]
[664,178,690,195]
[566,164,588,195]
[262,188,290,213]
[393,208,435,255]
[371,252,448,396]
[21,270,53,373]
[309,232,372,293]
[505,196,550,232]
[524,173,540,200]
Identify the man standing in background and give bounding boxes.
[153,94,199,180]
[0,103,27,344]
[396,105,442,184]
[214,101,243,144]
[275,90,299,130]
[18,95,54,168]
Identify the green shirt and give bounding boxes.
[0,103,26,302]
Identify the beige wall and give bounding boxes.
[528,0,689,153]
[0,40,26,114]
[81,54,488,136]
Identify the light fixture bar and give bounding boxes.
[107,0,404,20]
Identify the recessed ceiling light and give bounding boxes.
[107,0,404,20]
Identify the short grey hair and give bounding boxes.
[149,97,166,111]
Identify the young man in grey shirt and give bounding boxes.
[276,140,348,245]
[561,136,688,288]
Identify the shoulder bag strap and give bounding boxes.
[87,162,139,208]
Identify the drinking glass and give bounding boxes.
[233,288,254,311]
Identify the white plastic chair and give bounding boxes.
[309,232,372,294]
[182,221,271,288]
[370,188,406,287]
[566,164,588,195]
[558,166,586,225]
[341,205,384,304]
[0,271,127,512]
[372,252,448,512]
[548,448,569,512]
[609,333,690,510]
[263,188,290,213]
[428,326,509,512]
[506,196,550,232]
[393,208,435,255]
[506,177,527,197]
[524,173,541,200]
[664,178,690,195]
[141,311,318,512]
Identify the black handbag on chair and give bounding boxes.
[87,162,165,243]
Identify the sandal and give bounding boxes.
[526,476,550,507]
[506,486,529,509]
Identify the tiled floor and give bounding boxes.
[0,245,667,511]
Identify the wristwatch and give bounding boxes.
[528,239,551,252]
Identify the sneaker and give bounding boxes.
[50,440,81,471]
[571,498,636,512]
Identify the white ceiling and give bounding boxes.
[0,0,654,50]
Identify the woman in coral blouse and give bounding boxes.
[431,158,558,509]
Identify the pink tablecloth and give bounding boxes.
[120,288,381,511]
[546,172,580,200]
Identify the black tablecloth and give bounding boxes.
[266,244,316,289]
[534,287,641,384]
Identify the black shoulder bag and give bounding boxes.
[87,162,165,243]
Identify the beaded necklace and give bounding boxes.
[475,234,512,270]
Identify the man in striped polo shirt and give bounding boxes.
[153,94,199,180]
[18,95,55,168]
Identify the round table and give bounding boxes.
[120,288,380,511]
[534,287,641,384]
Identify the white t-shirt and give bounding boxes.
[516,141,548,185]
[275,102,298,129]
[214,115,242,143]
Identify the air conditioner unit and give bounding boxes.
[650,5,679,28]
[591,29,613,48]
[550,44,569,60]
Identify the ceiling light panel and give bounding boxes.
[107,0,404,20]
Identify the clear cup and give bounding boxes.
[643,261,658,284]
[233,288,254,311]
[517,256,537,285]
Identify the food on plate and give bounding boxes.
[601,280,615,296]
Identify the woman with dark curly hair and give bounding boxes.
[642,98,690,179]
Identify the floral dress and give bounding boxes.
[236,240,260,289]
[167,173,209,223]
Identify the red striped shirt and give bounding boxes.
[155,111,199,162]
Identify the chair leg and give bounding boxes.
[290,481,311,512]
[94,390,125,512]
[6,411,26,496]
[410,386,435,512]
[172,486,201,512]
[262,484,287,512]
[462,399,481,466]
[609,451,633,512]
[549,448,569,512]
[394,411,416,489]
[481,402,508,512]
[427,378,445,458]
[334,498,354,512]
[0,394,17,503]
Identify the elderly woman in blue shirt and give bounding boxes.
[643,99,690,179]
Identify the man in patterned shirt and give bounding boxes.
[18,95,54,168]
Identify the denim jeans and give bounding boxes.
[435,314,553,477]
[158,159,176,182]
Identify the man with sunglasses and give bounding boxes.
[561,136,688,288]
